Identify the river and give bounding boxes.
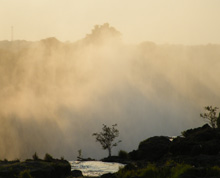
[69,161,125,177]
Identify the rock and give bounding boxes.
[123,163,137,171]
[0,159,71,178]
[133,136,171,161]
[170,124,220,156]
[70,170,83,177]
[101,173,116,178]
[102,156,128,164]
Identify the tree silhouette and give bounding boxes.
[92,124,121,157]
[200,106,219,128]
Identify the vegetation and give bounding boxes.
[118,150,128,159]
[77,149,82,160]
[117,163,169,178]
[200,106,219,128]
[93,124,121,157]
[217,112,220,129]
[32,152,39,161]
[116,162,220,178]
[44,153,54,162]
[18,170,33,178]
[60,156,65,160]
[0,156,71,178]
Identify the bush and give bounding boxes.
[18,170,33,178]
[170,163,192,178]
[44,153,53,162]
[117,163,166,178]
[118,150,128,159]
[116,162,193,178]
[32,152,39,160]
[116,162,220,178]
[61,156,65,160]
[210,166,220,176]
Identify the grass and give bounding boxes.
[18,170,33,178]
[116,162,220,178]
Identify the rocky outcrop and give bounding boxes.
[129,136,171,161]
[101,173,117,178]
[69,170,83,177]
[104,124,220,178]
[0,159,71,178]
[170,124,220,156]
[128,124,220,164]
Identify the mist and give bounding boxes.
[0,24,219,160]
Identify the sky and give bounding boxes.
[1,0,220,44]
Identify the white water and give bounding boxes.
[69,161,125,177]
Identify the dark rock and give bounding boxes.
[0,159,71,178]
[101,173,116,178]
[133,136,171,161]
[77,157,96,161]
[102,156,128,164]
[170,124,220,156]
[129,150,139,160]
[70,170,83,177]
[123,163,137,170]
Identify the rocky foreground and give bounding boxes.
[0,159,71,178]
[1,124,220,178]
[103,124,220,178]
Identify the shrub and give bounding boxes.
[116,163,220,178]
[44,153,53,162]
[139,164,159,178]
[61,156,65,160]
[200,106,219,128]
[170,163,192,178]
[32,152,39,160]
[118,150,128,159]
[117,163,167,178]
[18,170,33,178]
[209,166,220,176]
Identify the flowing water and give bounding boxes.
[69,161,125,177]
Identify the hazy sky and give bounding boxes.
[1,0,220,44]
[1,1,220,160]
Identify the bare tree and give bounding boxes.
[200,106,219,128]
[92,124,121,157]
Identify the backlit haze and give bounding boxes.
[0,0,220,160]
[1,0,220,44]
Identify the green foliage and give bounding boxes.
[217,113,220,129]
[170,163,192,178]
[18,170,33,178]
[200,106,219,128]
[93,124,121,157]
[117,163,220,178]
[44,153,54,162]
[117,163,161,178]
[32,152,39,160]
[116,162,194,178]
[139,164,160,178]
[118,150,128,159]
[210,166,220,176]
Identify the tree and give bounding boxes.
[200,106,219,128]
[92,124,121,157]
[217,113,220,129]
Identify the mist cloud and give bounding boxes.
[0,24,219,160]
